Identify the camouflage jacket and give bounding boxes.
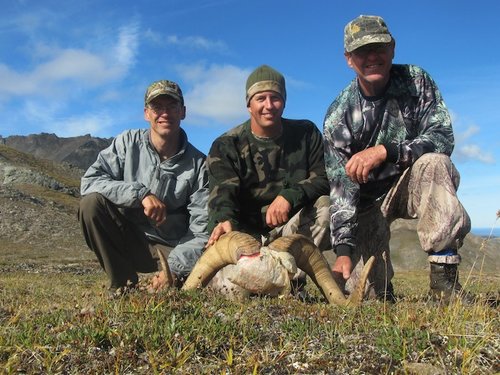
[323,64,454,256]
[207,118,329,235]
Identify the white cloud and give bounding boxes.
[0,48,114,98]
[454,144,495,164]
[0,20,140,137]
[2,9,49,35]
[22,100,61,124]
[455,124,479,143]
[0,22,139,99]
[0,64,38,96]
[144,31,228,53]
[166,35,228,53]
[51,114,115,138]
[19,99,113,137]
[36,49,119,84]
[451,112,495,164]
[114,23,139,69]
[177,63,249,126]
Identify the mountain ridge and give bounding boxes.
[0,133,112,171]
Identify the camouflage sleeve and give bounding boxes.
[279,123,329,208]
[323,97,359,256]
[206,136,242,233]
[385,66,455,168]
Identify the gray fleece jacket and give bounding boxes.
[81,128,209,276]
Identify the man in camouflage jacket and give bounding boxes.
[206,65,330,293]
[323,15,471,303]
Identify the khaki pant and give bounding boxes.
[347,153,470,297]
[268,195,331,250]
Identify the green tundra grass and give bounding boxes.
[1,255,498,374]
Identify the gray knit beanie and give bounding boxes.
[245,65,286,105]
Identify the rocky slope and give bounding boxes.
[0,144,96,272]
[0,141,498,275]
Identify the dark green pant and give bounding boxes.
[78,193,169,289]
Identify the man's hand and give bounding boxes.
[206,220,233,248]
[149,271,169,292]
[345,145,387,184]
[332,255,353,281]
[265,195,291,228]
[142,194,167,226]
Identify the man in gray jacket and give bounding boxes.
[79,80,209,294]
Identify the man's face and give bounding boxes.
[247,90,285,137]
[345,41,395,96]
[144,95,185,137]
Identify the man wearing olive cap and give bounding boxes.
[206,65,330,298]
[79,80,209,295]
[323,15,472,303]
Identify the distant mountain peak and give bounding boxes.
[0,133,112,171]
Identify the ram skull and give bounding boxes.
[158,231,374,307]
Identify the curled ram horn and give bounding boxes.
[268,234,374,307]
[156,248,174,288]
[182,231,261,290]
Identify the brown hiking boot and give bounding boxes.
[429,263,475,304]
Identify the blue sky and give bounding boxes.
[1,0,499,231]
